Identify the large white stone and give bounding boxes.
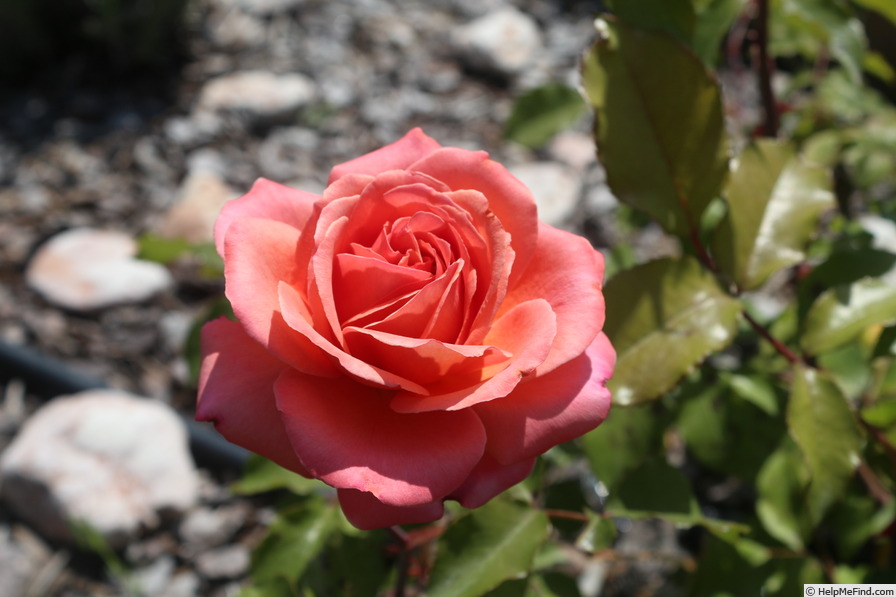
[195,70,316,122]
[453,8,542,76]
[26,228,172,312]
[509,161,582,227]
[0,390,199,546]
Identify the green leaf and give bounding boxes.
[504,84,588,148]
[231,454,326,496]
[828,489,896,559]
[853,0,896,25]
[693,0,746,66]
[606,0,696,45]
[581,402,667,490]
[755,440,813,550]
[712,139,835,291]
[137,233,192,264]
[689,533,771,597]
[801,278,896,354]
[582,17,729,237]
[829,17,867,84]
[251,498,340,585]
[576,514,617,553]
[603,257,742,405]
[677,380,785,481]
[428,499,550,597]
[787,366,863,523]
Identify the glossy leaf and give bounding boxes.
[603,257,742,405]
[504,84,588,148]
[755,440,813,550]
[787,366,863,523]
[712,139,835,291]
[251,497,340,585]
[582,17,729,237]
[853,0,896,25]
[801,278,896,355]
[581,401,667,490]
[428,499,550,597]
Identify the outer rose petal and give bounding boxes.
[197,318,310,476]
[502,223,606,376]
[338,489,444,530]
[224,217,337,377]
[215,178,318,257]
[274,370,487,506]
[328,128,442,184]
[474,333,615,464]
[449,454,536,509]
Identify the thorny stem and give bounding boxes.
[754,0,779,137]
[388,526,410,597]
[743,311,803,365]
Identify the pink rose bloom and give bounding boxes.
[197,129,614,529]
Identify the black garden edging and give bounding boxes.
[0,340,248,473]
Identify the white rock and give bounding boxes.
[195,70,316,123]
[548,131,596,172]
[453,8,542,76]
[156,171,238,244]
[26,228,172,312]
[195,544,251,580]
[0,390,199,546]
[509,162,582,227]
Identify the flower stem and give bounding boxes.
[754,0,779,137]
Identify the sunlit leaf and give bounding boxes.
[504,84,588,148]
[428,499,550,597]
[138,233,192,264]
[712,139,835,291]
[251,497,340,585]
[582,17,729,237]
[787,366,863,523]
[801,278,896,354]
[231,454,326,496]
[603,257,742,405]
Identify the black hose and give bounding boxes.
[0,340,248,473]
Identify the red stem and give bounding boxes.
[754,0,779,137]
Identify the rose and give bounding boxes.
[197,129,615,529]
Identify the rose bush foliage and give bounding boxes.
[197,129,614,529]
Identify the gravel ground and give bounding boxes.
[0,1,678,595]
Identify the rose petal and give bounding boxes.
[342,326,509,389]
[215,178,318,257]
[410,147,537,285]
[278,281,429,393]
[449,454,536,509]
[502,222,606,376]
[390,298,557,413]
[275,369,487,506]
[197,318,310,476]
[333,253,432,323]
[328,128,443,184]
[474,333,615,464]
[224,217,337,377]
[337,488,444,530]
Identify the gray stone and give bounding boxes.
[509,161,582,227]
[0,390,199,546]
[195,544,251,580]
[452,8,542,76]
[25,228,172,312]
[195,71,316,127]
